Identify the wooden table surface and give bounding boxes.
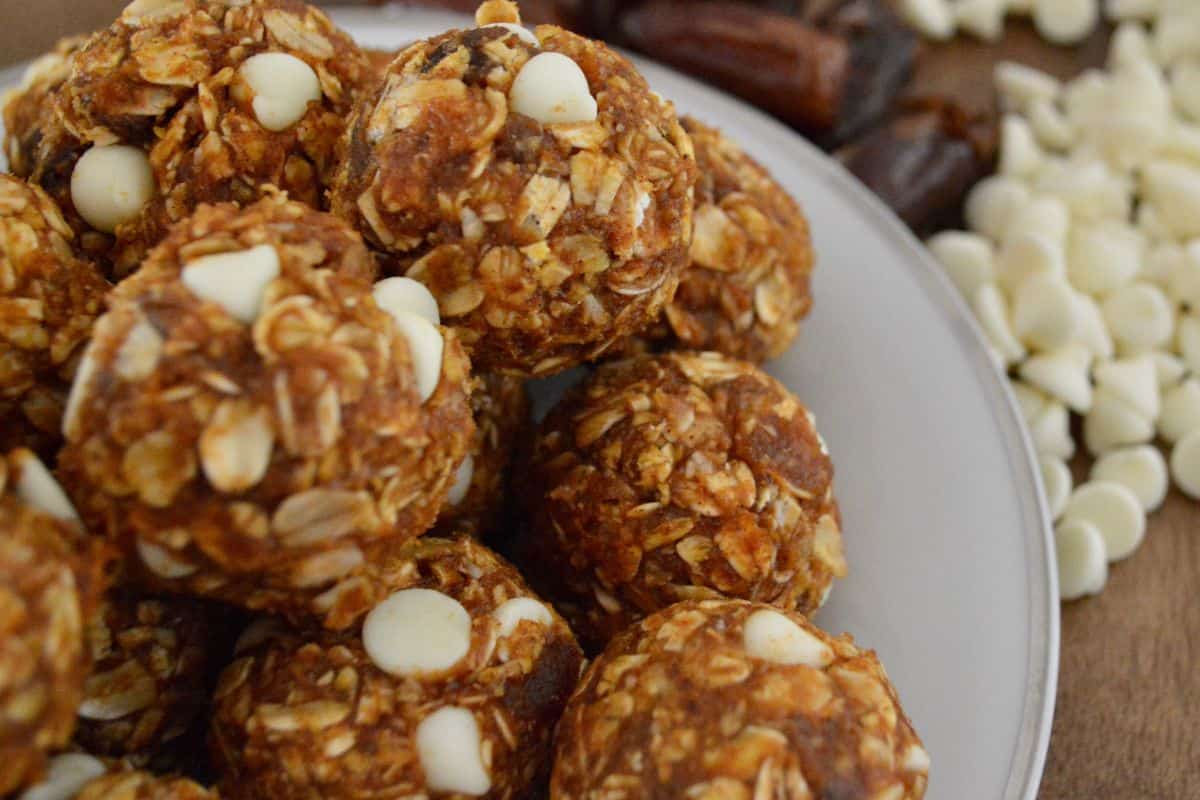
[1,2,1196,797]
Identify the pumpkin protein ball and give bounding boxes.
[513,351,845,649]
[0,449,106,795]
[0,176,110,459]
[551,599,929,800]
[211,536,584,800]
[330,1,697,376]
[55,198,474,626]
[12,0,372,277]
[632,116,815,363]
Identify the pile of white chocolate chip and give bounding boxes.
[925,8,1200,600]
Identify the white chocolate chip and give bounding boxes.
[997,233,1066,294]
[1084,387,1155,454]
[1149,350,1186,387]
[136,538,196,579]
[898,0,956,40]
[182,244,280,324]
[1002,195,1070,251]
[373,277,440,325]
[416,706,491,795]
[1061,480,1146,560]
[1158,378,1200,443]
[1173,59,1200,121]
[742,608,833,668]
[509,52,597,125]
[1031,400,1075,459]
[1092,444,1169,511]
[12,450,79,523]
[1011,380,1049,424]
[1028,99,1075,150]
[957,0,1006,40]
[18,753,107,800]
[70,145,155,234]
[483,22,538,46]
[1101,282,1174,352]
[447,454,474,507]
[973,284,1026,365]
[1108,22,1154,68]
[1067,222,1142,295]
[1054,519,1109,600]
[1105,0,1158,21]
[926,231,995,299]
[388,311,444,404]
[1019,345,1093,413]
[1037,159,1130,222]
[994,61,1061,110]
[1167,246,1200,308]
[1093,356,1160,419]
[998,114,1045,177]
[1039,454,1073,520]
[493,597,552,638]
[1073,293,1115,360]
[1032,0,1099,45]
[1141,160,1200,238]
[1153,4,1200,66]
[965,175,1030,240]
[1170,427,1200,498]
[362,589,471,676]
[238,52,322,132]
[1012,273,1078,351]
[1176,314,1200,374]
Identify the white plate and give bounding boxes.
[0,9,1058,799]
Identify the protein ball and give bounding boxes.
[55,199,474,626]
[635,117,815,363]
[75,770,217,800]
[552,599,930,800]
[1,36,86,179]
[18,0,371,277]
[433,373,530,540]
[72,589,221,765]
[513,352,845,649]
[0,449,106,795]
[0,176,110,458]
[330,1,697,376]
[211,536,584,800]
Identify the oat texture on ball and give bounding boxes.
[631,117,815,363]
[1,36,87,180]
[0,449,107,795]
[4,0,372,278]
[551,599,929,800]
[75,770,218,800]
[211,536,583,800]
[0,176,110,458]
[55,197,474,627]
[331,1,697,376]
[513,352,845,649]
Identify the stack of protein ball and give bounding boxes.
[0,1,929,798]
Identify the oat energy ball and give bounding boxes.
[1,36,86,179]
[0,449,105,795]
[433,373,530,539]
[331,1,697,376]
[56,200,474,625]
[515,352,845,648]
[76,770,218,800]
[13,0,371,277]
[0,176,109,458]
[552,599,929,800]
[211,536,584,800]
[73,589,220,765]
[641,117,815,363]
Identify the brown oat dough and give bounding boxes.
[0,449,106,795]
[0,176,110,459]
[55,201,474,626]
[1,36,87,179]
[635,117,815,363]
[77,770,219,800]
[211,536,584,800]
[15,0,371,277]
[433,373,530,539]
[73,589,222,765]
[514,351,845,649]
[330,2,696,376]
[551,599,930,800]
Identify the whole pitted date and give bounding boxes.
[618,0,915,145]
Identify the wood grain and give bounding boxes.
[0,3,1195,797]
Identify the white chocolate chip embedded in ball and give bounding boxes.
[70,145,155,234]
[12,450,79,523]
[363,588,471,676]
[182,244,280,324]
[238,52,323,132]
[509,52,597,125]
[493,597,553,638]
[1092,445,1169,512]
[416,706,491,796]
[388,311,444,404]
[1055,519,1108,601]
[1062,481,1146,562]
[18,753,108,800]
[742,608,833,668]
[373,277,440,326]
[483,22,538,46]
[447,454,474,507]
[1039,455,1072,520]
[1170,428,1200,499]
